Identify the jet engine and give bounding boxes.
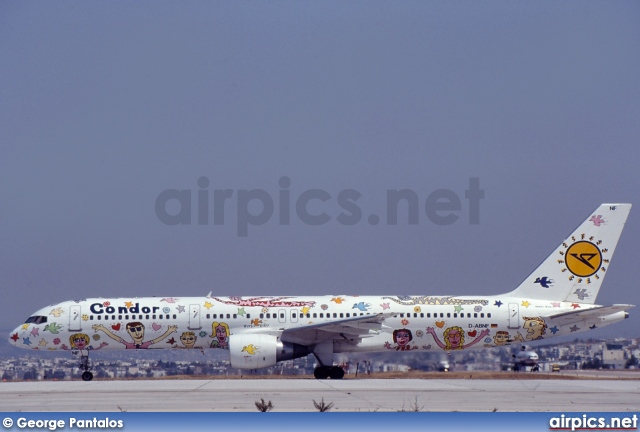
[229,334,310,369]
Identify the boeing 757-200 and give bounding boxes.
[8,204,633,380]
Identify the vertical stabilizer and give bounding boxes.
[506,204,631,304]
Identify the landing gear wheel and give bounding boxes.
[329,366,345,380]
[81,371,93,381]
[314,366,330,379]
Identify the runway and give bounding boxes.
[1,378,639,412]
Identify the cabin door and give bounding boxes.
[69,305,82,331]
[508,303,520,329]
[189,304,201,330]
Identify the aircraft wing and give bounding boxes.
[543,304,634,326]
[275,313,397,346]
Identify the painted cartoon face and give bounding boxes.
[396,331,411,346]
[180,333,196,348]
[72,337,87,349]
[215,325,228,342]
[447,329,462,348]
[127,325,145,343]
[524,320,544,338]
[493,332,510,345]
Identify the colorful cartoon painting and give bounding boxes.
[209,321,230,349]
[384,328,418,351]
[516,317,547,341]
[426,325,489,350]
[92,322,177,349]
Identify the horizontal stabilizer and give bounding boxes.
[544,304,634,326]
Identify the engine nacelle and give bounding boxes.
[229,334,310,369]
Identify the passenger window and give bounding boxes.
[226,314,230,319]
[481,313,485,318]
[487,313,492,318]
[447,313,451,318]
[474,313,478,318]
[246,314,250,319]
[319,313,324,318]
[313,313,317,318]
[233,314,237,319]
[97,316,101,320]
[333,313,337,318]
[260,313,264,319]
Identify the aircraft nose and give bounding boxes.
[8,327,21,344]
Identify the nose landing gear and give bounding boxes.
[77,351,93,381]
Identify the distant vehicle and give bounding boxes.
[552,364,561,372]
[436,360,450,372]
[513,346,540,372]
[8,204,634,381]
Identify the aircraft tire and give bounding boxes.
[329,367,345,380]
[81,371,93,381]
[313,367,330,379]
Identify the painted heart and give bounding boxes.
[468,330,477,337]
[111,323,121,331]
[152,323,162,331]
[435,321,445,328]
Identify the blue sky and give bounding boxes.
[1,2,639,340]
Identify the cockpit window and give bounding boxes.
[25,316,48,325]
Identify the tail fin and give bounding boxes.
[506,203,631,304]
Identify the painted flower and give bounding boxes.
[414,306,421,313]
[199,331,207,337]
[81,314,89,321]
[163,307,171,314]
[401,319,409,326]
[53,338,61,345]
[93,334,100,341]
[484,337,492,344]
[321,304,328,310]
[474,306,482,312]
[416,330,424,338]
[103,301,110,307]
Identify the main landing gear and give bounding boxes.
[313,366,345,380]
[79,352,93,381]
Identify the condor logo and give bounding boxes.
[558,236,609,282]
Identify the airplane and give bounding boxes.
[8,203,634,381]
[512,346,539,372]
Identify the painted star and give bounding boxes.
[23,337,32,346]
[569,325,580,332]
[494,300,503,307]
[550,326,559,334]
[521,301,531,308]
[381,303,390,310]
[383,341,391,349]
[10,333,19,342]
[30,328,40,337]
[331,297,344,304]
[301,306,310,315]
[551,302,561,308]
[454,305,464,313]
[21,324,30,330]
[176,305,186,313]
[38,339,48,347]
[124,301,134,309]
[237,307,246,316]
[167,337,176,345]
[204,301,213,309]
[571,303,580,309]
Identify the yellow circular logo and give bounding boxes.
[565,241,602,277]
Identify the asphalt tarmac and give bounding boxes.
[1,377,639,412]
